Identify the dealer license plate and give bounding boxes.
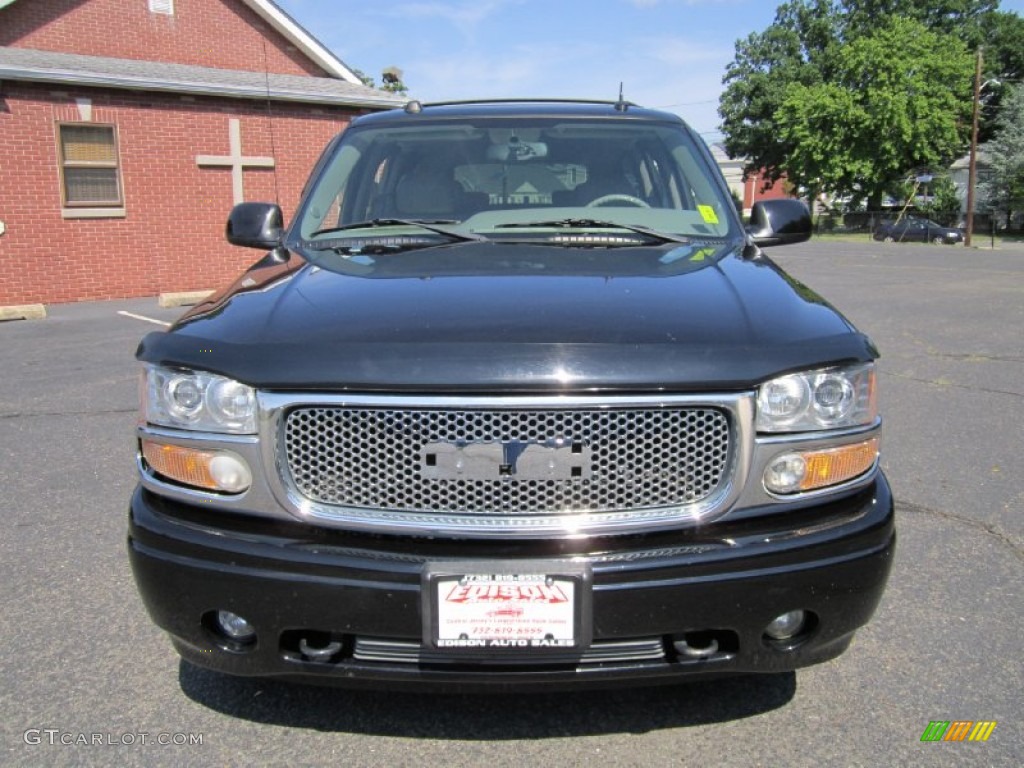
[423,561,592,651]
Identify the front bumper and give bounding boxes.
[128,475,895,692]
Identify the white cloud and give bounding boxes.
[277,0,745,139]
[402,34,730,138]
[409,35,625,92]
[626,0,748,7]
[391,1,523,40]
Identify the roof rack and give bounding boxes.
[405,98,641,109]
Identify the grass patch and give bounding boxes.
[810,232,874,242]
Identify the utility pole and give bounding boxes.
[964,47,983,247]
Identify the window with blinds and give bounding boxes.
[149,0,174,15]
[58,124,123,207]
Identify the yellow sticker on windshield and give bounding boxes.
[690,247,717,262]
[697,205,719,224]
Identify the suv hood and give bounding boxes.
[137,241,875,391]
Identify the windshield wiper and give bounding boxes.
[309,218,486,243]
[493,218,690,245]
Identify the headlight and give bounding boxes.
[757,363,876,432]
[143,365,256,434]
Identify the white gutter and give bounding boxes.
[0,65,402,109]
[240,0,361,84]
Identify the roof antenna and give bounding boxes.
[615,82,629,112]
[260,39,281,207]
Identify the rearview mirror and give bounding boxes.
[486,139,548,162]
[226,202,284,249]
[747,199,812,247]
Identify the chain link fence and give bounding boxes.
[811,210,1005,244]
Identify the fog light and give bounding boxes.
[216,610,256,643]
[208,454,252,493]
[141,440,251,493]
[764,610,807,641]
[764,454,807,493]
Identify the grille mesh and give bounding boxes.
[282,406,731,516]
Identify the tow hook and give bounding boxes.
[673,637,719,659]
[299,637,343,661]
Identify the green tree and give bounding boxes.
[718,1,834,192]
[920,175,962,225]
[979,83,1024,227]
[774,16,972,206]
[730,187,744,216]
[351,68,376,88]
[718,0,1016,198]
[978,10,1024,80]
[349,67,410,96]
[976,12,1024,141]
[381,66,409,95]
[840,1,997,44]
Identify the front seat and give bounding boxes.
[391,160,487,221]
[394,177,462,219]
[552,157,636,207]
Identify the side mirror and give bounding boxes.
[746,199,812,247]
[226,202,284,249]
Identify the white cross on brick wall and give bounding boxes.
[196,118,275,205]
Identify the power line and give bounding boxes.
[653,99,719,108]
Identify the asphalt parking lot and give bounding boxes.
[1,239,1021,767]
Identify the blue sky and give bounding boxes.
[276,0,1024,143]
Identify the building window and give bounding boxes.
[148,0,174,14]
[57,123,123,208]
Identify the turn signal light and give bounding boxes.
[802,439,879,491]
[141,440,252,493]
[764,438,878,494]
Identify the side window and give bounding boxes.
[665,172,684,209]
[638,143,685,209]
[301,143,363,237]
[333,144,391,226]
[57,123,124,210]
[366,156,393,216]
[637,160,654,199]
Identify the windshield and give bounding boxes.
[293,116,740,247]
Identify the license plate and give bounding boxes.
[423,561,592,651]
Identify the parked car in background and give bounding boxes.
[873,217,963,244]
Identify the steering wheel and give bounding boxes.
[586,194,650,208]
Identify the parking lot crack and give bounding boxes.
[880,370,1024,399]
[0,407,136,419]
[928,352,1024,364]
[898,499,1024,561]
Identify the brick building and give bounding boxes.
[0,0,403,305]
[709,143,791,215]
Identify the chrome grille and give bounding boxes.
[281,405,731,516]
[352,637,667,665]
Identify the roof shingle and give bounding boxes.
[0,46,406,109]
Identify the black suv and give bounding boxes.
[130,100,894,691]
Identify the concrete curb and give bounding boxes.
[0,304,47,321]
[158,291,215,308]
